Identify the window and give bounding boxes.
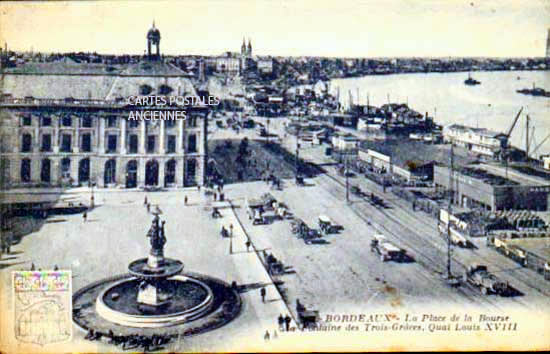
[166,119,176,128]
[129,134,138,153]
[147,135,156,153]
[41,159,51,182]
[107,135,117,153]
[128,119,139,128]
[167,135,176,153]
[61,134,72,152]
[140,84,153,95]
[107,116,118,128]
[21,134,32,152]
[41,116,52,127]
[41,134,52,152]
[21,159,31,182]
[188,134,197,153]
[159,85,173,95]
[61,158,71,178]
[21,115,31,126]
[81,116,93,128]
[81,133,92,152]
[62,116,72,127]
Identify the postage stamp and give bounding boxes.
[12,271,72,346]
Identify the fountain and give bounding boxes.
[73,213,241,335]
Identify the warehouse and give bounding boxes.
[434,165,550,211]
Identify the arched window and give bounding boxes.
[104,159,116,185]
[41,158,51,183]
[21,158,31,182]
[165,159,176,185]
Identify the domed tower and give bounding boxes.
[147,21,161,60]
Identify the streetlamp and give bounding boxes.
[229,224,234,255]
[89,178,95,209]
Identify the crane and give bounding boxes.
[503,107,523,150]
[502,107,523,179]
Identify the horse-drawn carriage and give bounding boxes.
[318,215,343,235]
[291,218,322,244]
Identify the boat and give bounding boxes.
[464,73,481,86]
[516,83,550,97]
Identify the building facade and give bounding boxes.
[0,24,209,189]
[442,124,507,158]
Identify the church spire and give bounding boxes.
[241,37,247,55]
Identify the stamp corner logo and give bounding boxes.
[12,270,72,346]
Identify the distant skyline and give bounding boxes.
[1,0,549,58]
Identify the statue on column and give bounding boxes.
[147,213,166,263]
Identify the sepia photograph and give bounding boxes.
[0,0,549,352]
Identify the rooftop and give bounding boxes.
[359,140,477,170]
[445,123,504,138]
[456,167,519,186]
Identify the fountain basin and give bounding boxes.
[128,258,184,279]
[96,275,214,328]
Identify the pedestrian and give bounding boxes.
[144,196,148,205]
[146,203,150,213]
[278,314,284,330]
[184,195,188,205]
[263,330,270,341]
[83,211,87,223]
[245,240,251,252]
[229,224,233,237]
[30,263,35,271]
[272,330,278,339]
[284,314,291,331]
[260,287,266,303]
[53,265,59,271]
[197,185,201,192]
[214,192,217,201]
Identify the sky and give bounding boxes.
[1,0,549,58]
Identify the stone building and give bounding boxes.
[0,24,209,189]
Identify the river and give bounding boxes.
[330,70,550,156]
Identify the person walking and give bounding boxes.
[260,287,266,303]
[83,211,87,223]
[278,314,284,331]
[144,196,148,205]
[245,240,251,252]
[229,224,234,237]
[146,203,150,213]
[284,314,291,331]
[184,195,188,205]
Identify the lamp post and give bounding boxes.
[229,224,234,255]
[89,178,95,209]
